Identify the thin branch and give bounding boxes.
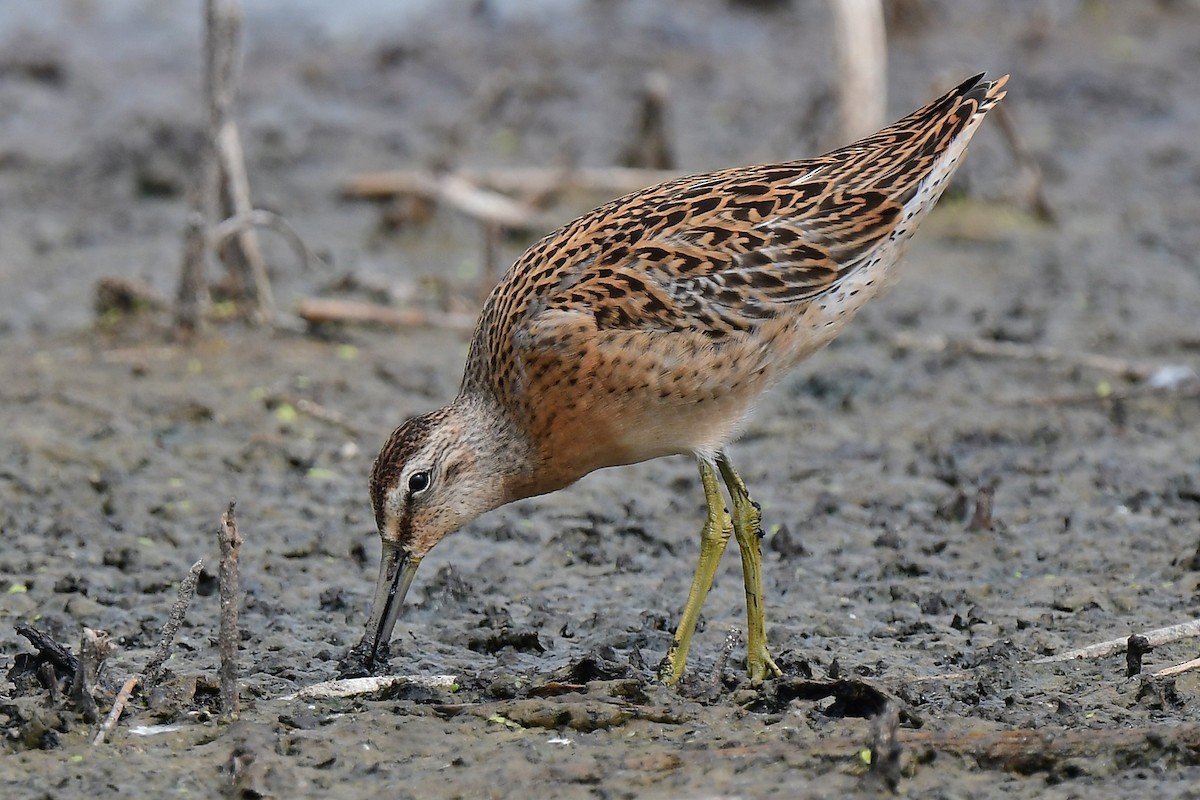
[1028,380,1200,408]
[280,674,458,701]
[967,485,995,532]
[92,675,139,746]
[1155,657,1200,678]
[385,172,547,229]
[831,0,887,143]
[266,394,362,437]
[479,220,501,306]
[91,559,205,745]
[209,209,325,273]
[708,627,741,696]
[296,297,475,332]
[218,501,243,719]
[176,0,241,330]
[216,119,274,320]
[1033,618,1200,664]
[618,71,675,170]
[176,212,212,332]
[143,559,205,687]
[341,166,682,205]
[69,628,115,724]
[866,701,902,792]
[177,0,288,328]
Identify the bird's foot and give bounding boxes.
[746,644,783,685]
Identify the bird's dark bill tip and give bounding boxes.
[336,637,392,679]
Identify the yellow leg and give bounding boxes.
[657,459,733,686]
[716,452,782,684]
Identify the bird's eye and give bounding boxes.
[407,471,431,495]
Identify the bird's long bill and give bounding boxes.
[364,540,421,670]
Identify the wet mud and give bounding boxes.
[2,1,1200,797]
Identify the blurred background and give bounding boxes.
[0,0,1194,335]
[2,3,1200,793]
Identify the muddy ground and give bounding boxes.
[3,1,1200,797]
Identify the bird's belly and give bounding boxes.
[528,369,764,485]
[607,388,758,464]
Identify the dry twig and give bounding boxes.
[354,171,546,230]
[1155,657,1200,678]
[708,627,742,695]
[619,72,675,170]
[177,0,291,328]
[176,0,238,329]
[92,675,139,746]
[479,220,502,306]
[91,559,204,745]
[209,210,325,275]
[143,559,205,687]
[1028,380,1200,408]
[216,119,272,319]
[218,501,243,718]
[267,394,362,437]
[69,628,115,724]
[1033,617,1200,664]
[341,166,681,205]
[176,213,212,332]
[296,297,475,332]
[967,485,995,532]
[280,674,458,701]
[866,701,902,791]
[831,0,887,143]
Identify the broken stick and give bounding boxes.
[92,675,139,746]
[1033,617,1200,664]
[866,701,903,791]
[831,0,887,143]
[91,558,205,745]
[209,209,324,274]
[280,674,458,702]
[218,501,242,718]
[708,627,742,697]
[15,623,79,677]
[176,0,238,330]
[1155,657,1200,679]
[296,297,475,332]
[69,628,115,724]
[144,558,205,687]
[216,119,273,320]
[341,166,681,205]
[967,485,995,532]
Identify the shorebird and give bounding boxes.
[351,73,1008,685]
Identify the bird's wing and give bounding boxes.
[466,73,1007,401]
[530,173,902,339]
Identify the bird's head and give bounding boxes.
[359,399,524,671]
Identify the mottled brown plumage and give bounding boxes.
[356,73,1008,684]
